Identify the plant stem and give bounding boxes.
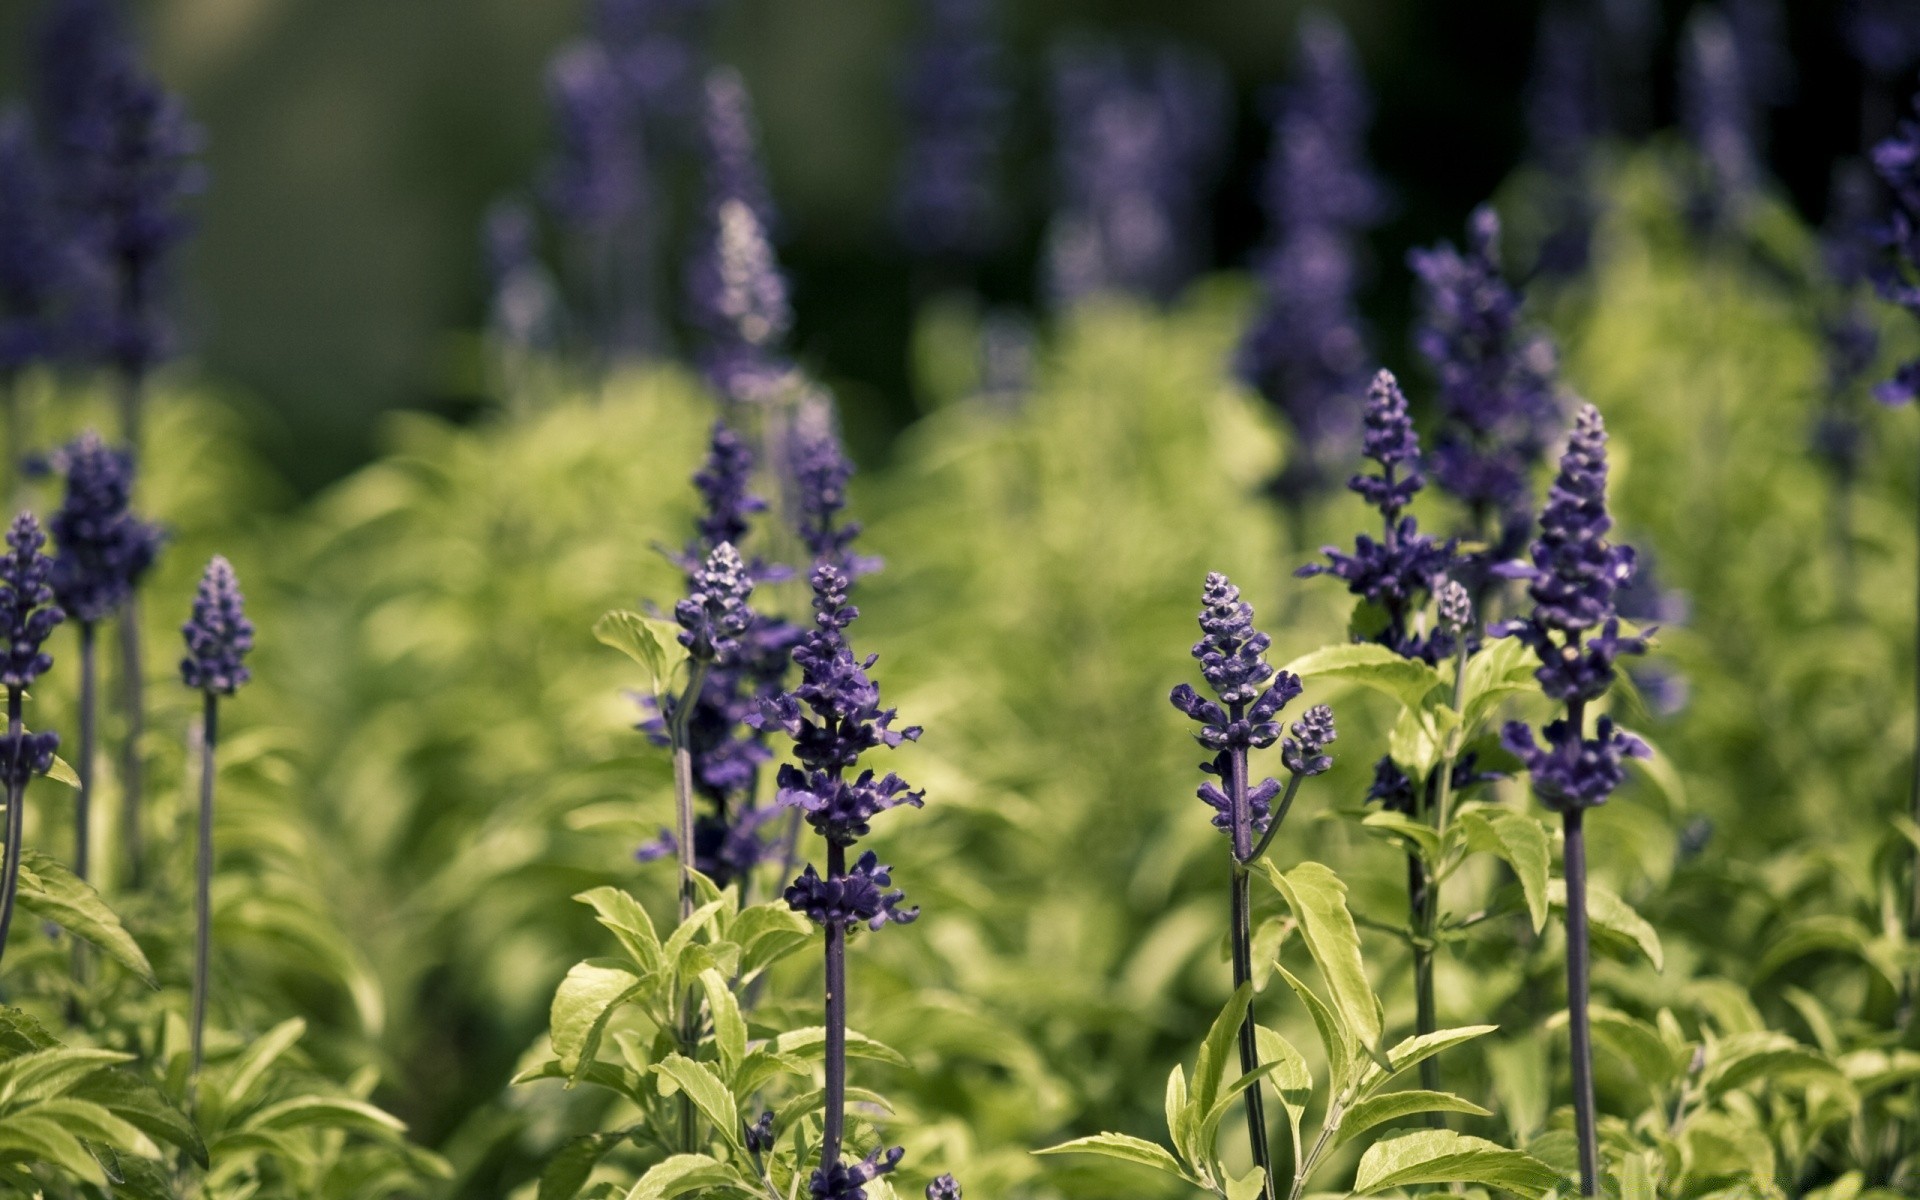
[71,623,96,1007]
[117,598,145,889]
[665,659,710,1152]
[1563,803,1599,1196]
[822,839,848,1173]
[1908,457,1920,975]
[1247,774,1304,865]
[0,688,23,969]
[192,693,216,1072]
[1226,710,1277,1200]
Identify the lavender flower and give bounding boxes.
[1679,6,1760,233]
[1524,9,1602,278]
[895,0,1006,264]
[1298,370,1458,663]
[687,70,793,402]
[744,1110,776,1155]
[0,109,69,373]
[590,0,712,120]
[544,42,641,237]
[1409,207,1563,549]
[810,1145,905,1200]
[1871,91,1920,405]
[179,556,253,695]
[1044,41,1226,305]
[926,1177,962,1200]
[784,851,918,931]
[1281,705,1336,778]
[688,420,765,556]
[673,542,753,663]
[48,431,162,625]
[481,198,562,357]
[0,514,62,692]
[1503,717,1645,813]
[1236,14,1383,503]
[783,399,880,577]
[1497,406,1647,704]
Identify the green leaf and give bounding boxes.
[1548,879,1664,971]
[0,1046,133,1102]
[1033,1132,1196,1184]
[771,1085,892,1130]
[246,1095,408,1137]
[1281,643,1444,711]
[1276,964,1350,1089]
[222,1018,308,1112]
[593,610,689,699]
[733,903,815,977]
[1255,1025,1311,1171]
[1378,1025,1499,1084]
[1351,1130,1563,1198]
[44,754,80,788]
[72,1068,209,1167]
[1334,1090,1493,1146]
[575,888,663,975]
[1458,810,1550,933]
[1459,637,1538,728]
[1225,1166,1266,1200]
[1358,810,1443,865]
[624,1153,746,1200]
[15,850,156,985]
[539,1131,628,1200]
[1259,861,1381,1055]
[1191,983,1253,1122]
[653,1054,741,1150]
[550,959,648,1081]
[0,1113,109,1185]
[698,970,747,1078]
[1704,1033,1847,1099]
[1564,1007,1683,1093]
[1165,1065,1199,1171]
[771,1026,910,1069]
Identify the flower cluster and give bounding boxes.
[673,542,753,662]
[544,42,641,237]
[1678,7,1759,233]
[894,0,1006,264]
[1366,754,1503,817]
[1235,14,1384,504]
[1169,573,1320,842]
[759,563,922,847]
[1871,91,1920,405]
[783,851,918,932]
[809,1145,904,1200]
[687,69,793,402]
[1043,41,1226,306]
[0,109,71,373]
[1409,207,1562,549]
[1499,405,1648,811]
[1523,8,1601,277]
[47,431,162,624]
[926,1177,962,1200]
[1298,370,1458,663]
[0,513,63,691]
[179,555,253,695]
[784,399,880,577]
[480,198,561,356]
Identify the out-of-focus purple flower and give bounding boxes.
[1679,6,1760,233]
[1409,207,1563,550]
[591,0,712,120]
[1525,8,1602,279]
[1501,716,1646,812]
[0,514,62,691]
[1236,14,1383,504]
[809,1145,905,1200]
[481,198,562,355]
[1368,751,1504,816]
[783,851,918,931]
[0,109,70,373]
[48,430,162,625]
[686,69,793,402]
[744,1110,777,1155]
[895,0,1007,264]
[1497,406,1647,703]
[179,555,252,695]
[544,42,641,236]
[757,563,922,849]
[1169,573,1308,839]
[636,803,785,887]
[1845,0,1920,81]
[1281,704,1337,777]
[1044,41,1226,306]
[1298,370,1459,664]
[673,541,754,662]
[1871,92,1920,405]
[783,399,881,577]
[925,1175,962,1200]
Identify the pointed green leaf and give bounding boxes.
[1165,1065,1198,1170]
[624,1153,747,1200]
[247,1095,408,1137]
[222,1018,308,1111]
[1458,810,1550,933]
[1033,1133,1196,1184]
[1225,1166,1266,1200]
[594,610,689,699]
[1335,1090,1492,1146]
[1192,983,1253,1120]
[1281,642,1444,711]
[1548,879,1664,971]
[550,959,647,1081]
[539,1131,629,1200]
[1352,1130,1562,1198]
[1255,1025,1311,1172]
[771,1026,910,1069]
[45,755,80,788]
[698,970,747,1078]
[16,850,155,985]
[653,1054,741,1150]
[1364,1025,1499,1092]
[575,888,663,974]
[1260,861,1381,1054]
[1276,964,1351,1089]
[1358,811,1443,865]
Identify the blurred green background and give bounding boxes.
[0,0,1883,486]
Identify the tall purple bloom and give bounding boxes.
[1298,370,1458,663]
[0,513,64,971]
[590,0,712,120]
[1236,14,1384,505]
[1409,207,1564,553]
[1524,8,1603,279]
[686,69,793,402]
[895,0,1007,267]
[1679,6,1760,233]
[545,42,641,238]
[782,399,880,578]
[48,431,162,626]
[180,556,253,696]
[1044,41,1227,306]
[0,109,70,375]
[1871,91,1920,405]
[481,198,562,358]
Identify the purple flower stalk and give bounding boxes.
[925,1174,962,1200]
[1679,6,1760,235]
[1524,9,1603,278]
[1298,369,1459,663]
[0,108,69,379]
[1409,207,1564,555]
[180,556,251,1069]
[1043,41,1227,306]
[686,69,793,403]
[756,557,922,1191]
[1872,91,1920,406]
[1169,571,1334,1200]
[1236,14,1384,506]
[481,198,563,366]
[0,514,63,973]
[894,0,1007,269]
[1496,405,1646,1197]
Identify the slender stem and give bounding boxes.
[0,689,24,970]
[192,693,217,1072]
[1564,805,1599,1196]
[1908,457,1920,962]
[1,370,21,506]
[117,599,145,888]
[665,659,710,1152]
[71,623,97,1005]
[1246,773,1304,865]
[1409,848,1439,1102]
[821,839,848,1172]
[1224,714,1277,1200]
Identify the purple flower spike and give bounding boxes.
[0,109,70,372]
[1298,370,1459,663]
[544,42,640,236]
[1871,89,1920,405]
[809,1145,905,1200]
[673,541,754,663]
[784,851,918,932]
[895,0,1007,263]
[0,514,62,692]
[179,555,252,695]
[1282,705,1337,778]
[1502,716,1647,812]
[48,431,163,625]
[1679,6,1760,233]
[926,1176,962,1200]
